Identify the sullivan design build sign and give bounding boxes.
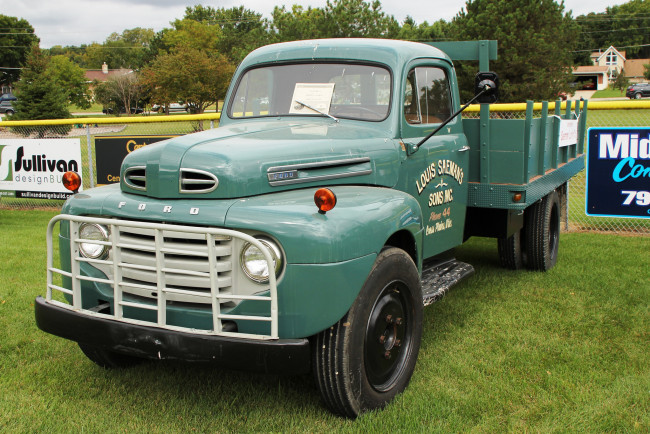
[586,128,650,219]
[0,139,82,199]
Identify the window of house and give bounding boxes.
[606,53,617,65]
[404,67,451,125]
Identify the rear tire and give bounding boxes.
[525,191,561,271]
[498,228,525,270]
[313,248,423,418]
[634,93,642,99]
[78,344,143,369]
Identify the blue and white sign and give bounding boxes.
[586,128,650,219]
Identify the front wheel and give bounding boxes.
[634,93,642,99]
[313,248,423,418]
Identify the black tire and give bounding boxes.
[78,343,143,369]
[498,228,525,270]
[313,247,423,418]
[634,93,642,99]
[5,109,14,116]
[525,191,561,271]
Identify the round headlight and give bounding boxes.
[79,223,109,259]
[240,238,283,283]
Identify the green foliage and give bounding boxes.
[183,6,267,64]
[80,28,154,70]
[644,64,650,80]
[10,46,71,137]
[0,15,39,86]
[611,69,631,91]
[397,16,451,41]
[576,0,650,58]
[450,0,578,103]
[322,0,399,38]
[48,56,92,109]
[93,73,145,116]
[143,46,234,116]
[270,5,328,41]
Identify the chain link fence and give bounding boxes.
[1,103,648,235]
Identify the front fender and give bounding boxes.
[225,185,423,265]
[225,185,424,337]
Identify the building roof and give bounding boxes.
[591,46,626,62]
[624,59,650,78]
[573,65,609,75]
[85,68,133,83]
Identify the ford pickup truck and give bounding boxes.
[36,38,587,418]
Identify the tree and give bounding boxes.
[183,5,267,64]
[143,46,234,118]
[0,15,39,87]
[397,16,451,41]
[270,5,327,42]
[576,0,650,59]
[94,73,144,116]
[611,69,630,91]
[322,0,399,38]
[450,0,578,103]
[644,63,650,80]
[81,28,154,70]
[49,55,92,109]
[10,46,71,137]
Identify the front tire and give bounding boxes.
[313,248,423,418]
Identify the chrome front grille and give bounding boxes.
[46,216,278,339]
[124,166,146,191]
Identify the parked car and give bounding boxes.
[581,81,596,90]
[102,106,144,115]
[0,93,16,102]
[0,99,15,115]
[626,83,650,99]
[152,102,187,113]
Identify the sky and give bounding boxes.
[0,0,632,49]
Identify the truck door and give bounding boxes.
[399,63,469,259]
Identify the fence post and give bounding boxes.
[86,125,95,189]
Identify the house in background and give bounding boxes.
[623,58,650,83]
[572,46,649,90]
[84,62,133,90]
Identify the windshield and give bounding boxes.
[228,63,391,121]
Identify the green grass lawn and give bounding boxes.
[592,88,627,99]
[0,209,647,431]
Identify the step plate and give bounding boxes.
[421,259,474,306]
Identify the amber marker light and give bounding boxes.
[62,171,81,193]
[314,188,337,214]
[512,192,523,203]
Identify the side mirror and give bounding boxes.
[474,72,499,104]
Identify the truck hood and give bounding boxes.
[120,119,401,199]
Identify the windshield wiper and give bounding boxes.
[294,100,339,123]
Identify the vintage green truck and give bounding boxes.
[36,39,587,418]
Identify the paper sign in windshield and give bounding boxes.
[289,83,335,115]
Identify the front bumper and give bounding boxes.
[35,296,311,374]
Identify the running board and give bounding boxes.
[421,259,474,306]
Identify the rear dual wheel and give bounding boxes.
[497,190,561,271]
[313,248,423,418]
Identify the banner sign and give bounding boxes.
[95,135,177,185]
[558,119,578,148]
[586,127,650,219]
[0,139,82,200]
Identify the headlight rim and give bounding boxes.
[78,223,110,260]
[240,237,283,284]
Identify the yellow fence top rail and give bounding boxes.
[1,100,649,126]
[0,112,221,127]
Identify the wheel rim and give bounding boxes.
[364,281,412,392]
